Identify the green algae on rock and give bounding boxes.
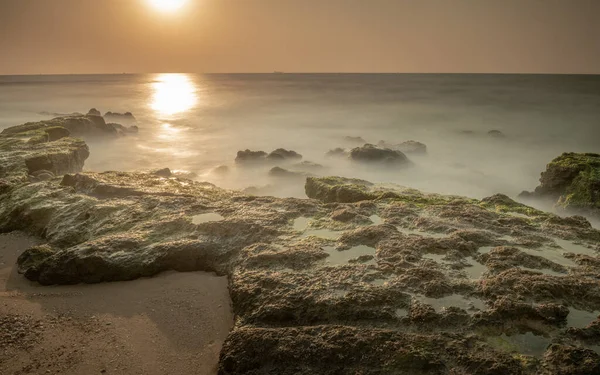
[521,152,600,217]
[1,114,137,138]
[0,123,89,185]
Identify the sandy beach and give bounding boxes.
[0,232,233,375]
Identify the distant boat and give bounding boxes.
[273,71,284,74]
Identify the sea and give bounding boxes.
[1,73,599,201]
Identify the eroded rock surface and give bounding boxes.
[2,114,137,138]
[521,153,600,217]
[1,133,599,374]
[0,124,89,185]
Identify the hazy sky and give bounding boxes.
[1,0,599,74]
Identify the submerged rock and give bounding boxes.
[236,149,303,164]
[325,147,348,158]
[520,153,600,217]
[349,144,410,165]
[235,149,268,163]
[398,140,427,155]
[266,148,303,161]
[488,130,505,138]
[378,140,427,155]
[87,108,101,116]
[104,111,137,124]
[268,167,307,179]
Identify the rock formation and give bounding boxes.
[349,144,410,165]
[1,129,599,374]
[235,149,302,164]
[520,152,600,217]
[2,114,137,138]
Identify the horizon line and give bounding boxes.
[1,72,599,77]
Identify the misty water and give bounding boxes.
[1,73,599,202]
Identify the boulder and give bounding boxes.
[151,168,172,178]
[0,124,89,185]
[266,148,302,161]
[268,167,307,179]
[235,150,268,163]
[1,115,126,138]
[87,108,101,116]
[378,140,427,155]
[305,177,375,203]
[325,148,348,158]
[104,111,137,124]
[488,130,505,138]
[236,149,303,164]
[398,140,427,155]
[520,152,600,216]
[109,123,139,136]
[349,144,409,165]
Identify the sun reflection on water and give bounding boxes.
[151,73,198,116]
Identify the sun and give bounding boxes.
[148,0,187,12]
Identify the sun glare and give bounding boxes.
[148,0,187,12]
[151,73,198,116]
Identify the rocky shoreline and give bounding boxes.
[1,115,599,374]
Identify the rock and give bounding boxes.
[349,144,409,165]
[236,149,303,164]
[378,140,427,155]
[104,111,136,124]
[325,148,348,158]
[488,129,505,138]
[0,125,89,186]
[266,148,303,161]
[305,176,375,203]
[44,127,71,142]
[268,167,306,179]
[30,170,56,182]
[343,136,367,144]
[397,140,427,155]
[235,150,268,164]
[542,344,600,375]
[330,208,357,222]
[17,245,56,281]
[520,152,600,216]
[87,108,101,116]
[108,123,139,136]
[1,115,129,138]
[3,131,600,374]
[151,168,172,178]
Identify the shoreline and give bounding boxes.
[0,232,233,375]
[0,114,599,374]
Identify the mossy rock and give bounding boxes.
[17,244,56,280]
[526,153,600,216]
[305,176,375,203]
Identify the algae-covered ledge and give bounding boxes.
[1,123,600,374]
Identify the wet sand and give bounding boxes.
[0,232,233,375]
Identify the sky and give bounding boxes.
[0,0,599,74]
